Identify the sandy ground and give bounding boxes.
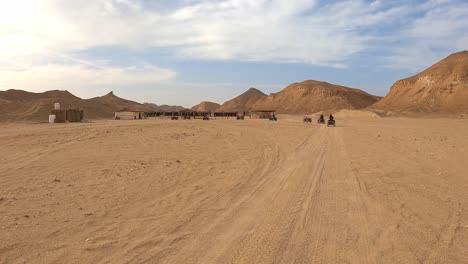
[1,116,467,264]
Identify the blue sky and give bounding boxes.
[0,0,467,107]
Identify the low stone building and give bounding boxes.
[114,108,145,120]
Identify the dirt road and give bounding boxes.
[1,117,467,263]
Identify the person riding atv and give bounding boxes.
[327,114,336,127]
[317,114,325,124]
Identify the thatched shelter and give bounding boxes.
[250,110,276,119]
[145,110,212,119]
[179,109,194,119]
[213,112,241,119]
[66,109,84,122]
[144,111,166,117]
[193,111,211,119]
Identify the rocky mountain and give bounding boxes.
[143,103,186,112]
[216,88,267,112]
[370,51,468,114]
[253,80,380,114]
[0,90,84,122]
[191,101,220,112]
[0,90,183,122]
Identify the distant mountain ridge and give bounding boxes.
[143,103,186,112]
[213,82,380,114]
[4,49,466,123]
[0,90,185,122]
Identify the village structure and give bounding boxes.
[250,110,277,119]
[114,108,146,120]
[142,109,276,120]
[49,102,84,123]
[47,101,276,123]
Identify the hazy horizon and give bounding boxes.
[1,0,467,107]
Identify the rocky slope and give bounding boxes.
[191,101,220,112]
[0,90,183,122]
[370,51,468,114]
[216,88,267,112]
[253,80,380,114]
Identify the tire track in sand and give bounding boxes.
[213,125,377,264]
[149,126,325,264]
[201,127,330,264]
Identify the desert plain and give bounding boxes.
[1,115,467,264]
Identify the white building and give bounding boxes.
[114,108,145,120]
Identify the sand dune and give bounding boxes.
[371,51,468,115]
[254,80,381,114]
[1,117,467,263]
[333,109,382,119]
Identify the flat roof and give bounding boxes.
[116,108,145,112]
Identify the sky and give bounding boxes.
[0,0,467,107]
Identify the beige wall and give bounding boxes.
[115,111,140,120]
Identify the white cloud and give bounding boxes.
[383,0,468,70]
[0,58,176,92]
[0,0,377,67]
[0,0,176,92]
[0,0,467,67]
[0,0,467,91]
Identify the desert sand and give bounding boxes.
[1,116,467,263]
